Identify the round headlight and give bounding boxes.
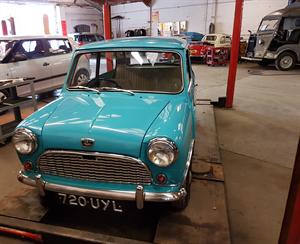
[147,138,178,167]
[12,128,37,155]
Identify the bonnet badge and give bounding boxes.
[81,138,95,147]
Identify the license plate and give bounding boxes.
[57,193,123,213]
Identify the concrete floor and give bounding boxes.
[193,62,300,244]
[0,63,299,243]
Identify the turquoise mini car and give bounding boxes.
[13,37,196,211]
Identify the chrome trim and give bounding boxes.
[12,128,38,155]
[35,174,45,196]
[81,138,95,147]
[188,79,193,93]
[183,139,195,182]
[17,171,187,205]
[241,56,263,62]
[147,137,179,167]
[37,150,152,185]
[135,185,144,209]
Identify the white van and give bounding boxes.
[0,35,89,97]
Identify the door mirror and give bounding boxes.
[13,53,27,62]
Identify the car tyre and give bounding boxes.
[74,69,90,86]
[171,166,192,211]
[275,52,296,71]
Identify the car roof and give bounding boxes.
[78,37,188,51]
[0,35,67,41]
[205,33,228,37]
[266,3,300,18]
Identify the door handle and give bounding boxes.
[43,62,50,66]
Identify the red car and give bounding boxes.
[189,41,209,59]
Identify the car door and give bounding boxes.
[7,39,52,96]
[42,38,73,91]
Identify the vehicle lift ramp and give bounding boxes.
[0,101,231,244]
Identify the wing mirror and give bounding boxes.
[13,53,27,62]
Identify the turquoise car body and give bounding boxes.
[16,37,196,208]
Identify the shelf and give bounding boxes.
[0,120,20,139]
[0,79,37,141]
[0,97,33,113]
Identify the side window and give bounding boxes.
[22,41,36,53]
[46,39,72,55]
[12,40,45,60]
[226,36,231,43]
[220,36,226,44]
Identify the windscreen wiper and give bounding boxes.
[99,87,135,96]
[68,85,100,94]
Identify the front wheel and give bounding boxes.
[171,167,192,210]
[275,52,297,71]
[73,69,90,86]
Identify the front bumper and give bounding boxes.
[241,56,263,62]
[17,171,187,209]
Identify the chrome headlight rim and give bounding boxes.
[13,128,38,155]
[147,137,179,168]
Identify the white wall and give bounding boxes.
[0,1,103,36]
[216,0,287,35]
[59,5,103,34]
[0,3,57,36]
[111,0,288,37]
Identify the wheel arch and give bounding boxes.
[276,48,299,62]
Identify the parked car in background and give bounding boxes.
[243,3,300,70]
[14,37,196,211]
[0,35,89,98]
[201,34,232,48]
[69,33,104,46]
[189,33,231,60]
[181,32,204,43]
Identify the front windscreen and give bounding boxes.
[0,40,16,61]
[69,51,183,93]
[204,35,217,41]
[259,19,279,32]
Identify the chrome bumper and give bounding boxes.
[241,56,263,61]
[17,171,186,209]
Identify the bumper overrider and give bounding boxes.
[17,171,187,209]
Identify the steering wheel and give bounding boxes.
[99,78,122,89]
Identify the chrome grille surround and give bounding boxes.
[38,150,152,185]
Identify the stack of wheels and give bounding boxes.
[206,47,229,66]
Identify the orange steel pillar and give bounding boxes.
[103,0,112,40]
[225,0,244,108]
[103,1,113,71]
[1,21,7,35]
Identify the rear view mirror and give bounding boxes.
[13,53,27,62]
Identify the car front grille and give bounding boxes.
[38,151,152,185]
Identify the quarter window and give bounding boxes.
[46,39,72,55]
